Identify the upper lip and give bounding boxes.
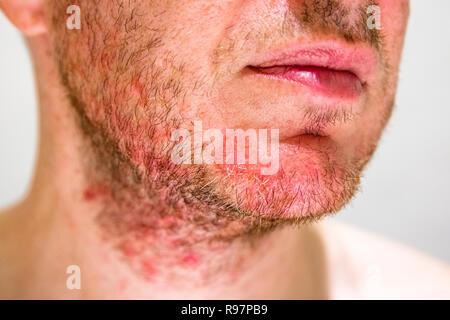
[247,41,378,85]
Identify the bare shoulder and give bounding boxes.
[318,220,450,299]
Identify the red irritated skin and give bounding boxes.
[8,0,410,292]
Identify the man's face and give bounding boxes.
[46,0,409,234]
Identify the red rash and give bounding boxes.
[83,183,110,202]
[181,253,201,266]
[140,259,157,280]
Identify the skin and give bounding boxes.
[0,0,449,299]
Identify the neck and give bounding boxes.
[0,35,329,299]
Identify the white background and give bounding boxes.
[0,1,449,261]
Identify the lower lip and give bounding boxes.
[249,65,363,98]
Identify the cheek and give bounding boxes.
[328,94,393,163]
[337,1,410,159]
[379,0,410,65]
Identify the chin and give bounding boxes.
[205,141,361,221]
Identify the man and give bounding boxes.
[0,0,448,299]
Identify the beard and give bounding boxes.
[47,0,389,273]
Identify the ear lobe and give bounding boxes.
[0,0,47,36]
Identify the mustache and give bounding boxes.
[214,0,382,65]
[290,0,381,49]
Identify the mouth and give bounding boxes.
[248,65,362,98]
[246,42,377,99]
